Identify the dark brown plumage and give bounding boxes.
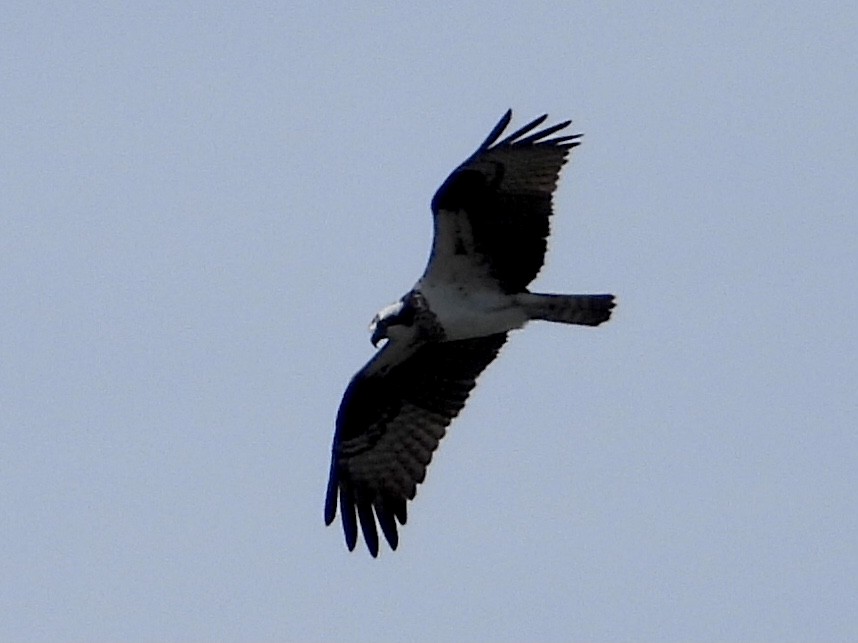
[325,334,507,556]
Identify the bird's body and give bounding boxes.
[418,281,528,340]
[325,111,615,556]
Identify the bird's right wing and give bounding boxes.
[325,332,508,557]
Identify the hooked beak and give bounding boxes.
[370,323,387,348]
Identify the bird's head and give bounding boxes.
[369,299,416,348]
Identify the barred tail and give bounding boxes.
[518,292,615,327]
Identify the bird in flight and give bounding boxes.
[325,110,615,556]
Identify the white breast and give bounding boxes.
[417,280,528,341]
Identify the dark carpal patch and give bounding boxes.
[431,169,489,213]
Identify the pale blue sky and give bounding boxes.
[2,3,857,641]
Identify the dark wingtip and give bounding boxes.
[340,485,358,551]
[512,118,575,146]
[376,501,400,551]
[392,496,408,525]
[497,113,549,146]
[324,463,339,526]
[357,501,379,557]
[366,537,379,557]
[476,109,513,152]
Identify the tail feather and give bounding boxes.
[518,292,615,327]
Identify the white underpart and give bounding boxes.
[417,279,528,340]
[417,208,530,341]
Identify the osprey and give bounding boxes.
[325,110,615,556]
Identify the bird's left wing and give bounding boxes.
[325,333,508,556]
[425,111,582,293]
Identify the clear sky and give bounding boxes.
[2,3,857,641]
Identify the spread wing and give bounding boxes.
[325,333,508,557]
[425,110,582,293]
